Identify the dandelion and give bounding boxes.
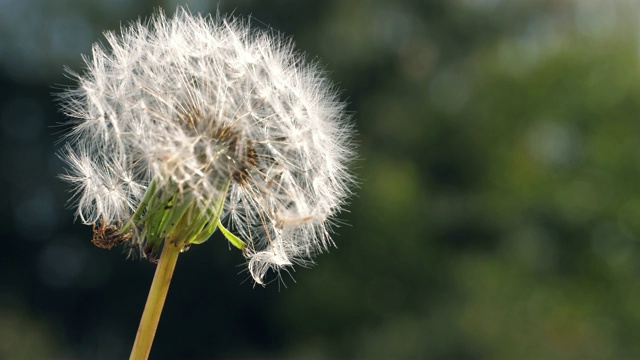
[57,7,354,359]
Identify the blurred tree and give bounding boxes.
[274,2,640,360]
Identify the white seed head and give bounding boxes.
[58,8,355,284]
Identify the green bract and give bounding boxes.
[121,178,245,260]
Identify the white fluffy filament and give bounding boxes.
[59,8,355,284]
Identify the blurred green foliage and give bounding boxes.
[2,0,640,359]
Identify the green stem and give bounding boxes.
[129,241,181,360]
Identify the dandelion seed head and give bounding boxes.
[59,7,355,284]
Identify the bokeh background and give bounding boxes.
[2,0,640,358]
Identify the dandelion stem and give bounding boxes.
[129,241,181,360]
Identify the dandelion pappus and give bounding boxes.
[275,213,313,230]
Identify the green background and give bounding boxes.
[1,0,640,358]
